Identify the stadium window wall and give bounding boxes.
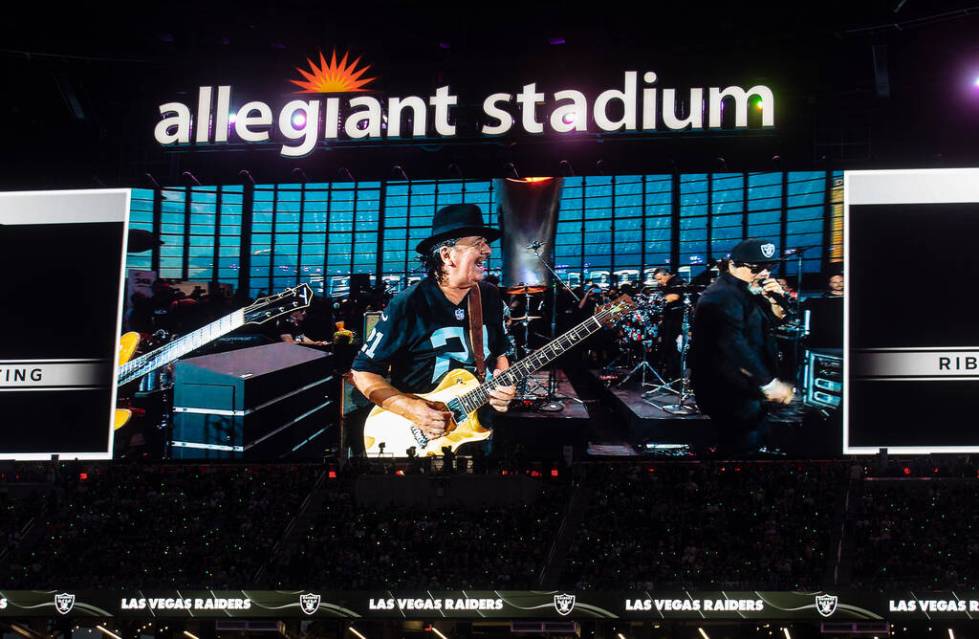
[126,172,840,298]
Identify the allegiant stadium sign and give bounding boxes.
[153,52,775,158]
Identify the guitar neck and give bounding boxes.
[453,308,615,415]
[118,310,245,385]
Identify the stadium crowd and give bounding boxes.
[274,483,568,588]
[3,463,319,588]
[560,462,847,590]
[1,459,978,589]
[850,479,979,589]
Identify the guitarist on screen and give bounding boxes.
[350,204,516,444]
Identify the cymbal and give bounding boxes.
[510,315,544,322]
[505,284,547,295]
[645,283,708,292]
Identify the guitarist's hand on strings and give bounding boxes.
[487,370,516,413]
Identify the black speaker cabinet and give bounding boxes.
[171,343,337,460]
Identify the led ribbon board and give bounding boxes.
[845,168,979,453]
[0,189,129,460]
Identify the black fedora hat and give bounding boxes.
[415,203,502,254]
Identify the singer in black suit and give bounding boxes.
[689,239,794,455]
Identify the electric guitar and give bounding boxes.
[114,284,314,429]
[363,295,634,456]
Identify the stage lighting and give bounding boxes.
[348,627,368,639]
[561,111,578,126]
[431,627,449,639]
[96,626,122,639]
[697,628,710,639]
[973,76,979,88]
[183,632,200,639]
[292,111,307,128]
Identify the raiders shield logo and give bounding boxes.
[54,593,75,615]
[761,243,776,259]
[815,594,838,617]
[554,593,575,616]
[300,593,321,616]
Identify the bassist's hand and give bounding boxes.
[390,396,453,440]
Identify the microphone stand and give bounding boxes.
[532,244,582,412]
[785,245,817,388]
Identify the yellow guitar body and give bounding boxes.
[113,332,141,430]
[362,368,491,457]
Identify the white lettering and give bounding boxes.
[662,88,704,130]
[708,85,774,128]
[642,72,657,129]
[550,90,588,132]
[388,96,427,137]
[481,93,513,135]
[279,100,320,157]
[346,96,383,139]
[214,85,231,142]
[429,86,458,136]
[154,102,192,144]
[235,102,273,142]
[195,86,212,143]
[594,71,637,131]
[516,83,545,133]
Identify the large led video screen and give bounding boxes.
[0,189,130,460]
[845,168,979,454]
[9,170,979,460]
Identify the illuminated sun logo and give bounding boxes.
[290,50,377,94]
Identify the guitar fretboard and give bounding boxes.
[118,310,245,385]
[452,305,622,415]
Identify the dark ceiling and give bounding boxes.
[2,1,978,187]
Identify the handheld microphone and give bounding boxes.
[761,278,790,308]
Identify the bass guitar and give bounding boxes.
[114,284,314,429]
[363,295,634,456]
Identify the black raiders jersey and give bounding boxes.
[350,278,509,394]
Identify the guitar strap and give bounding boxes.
[467,284,487,382]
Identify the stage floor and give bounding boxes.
[492,370,591,458]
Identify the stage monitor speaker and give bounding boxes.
[803,348,843,410]
[171,343,338,460]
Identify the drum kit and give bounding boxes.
[503,283,568,408]
[601,283,705,415]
